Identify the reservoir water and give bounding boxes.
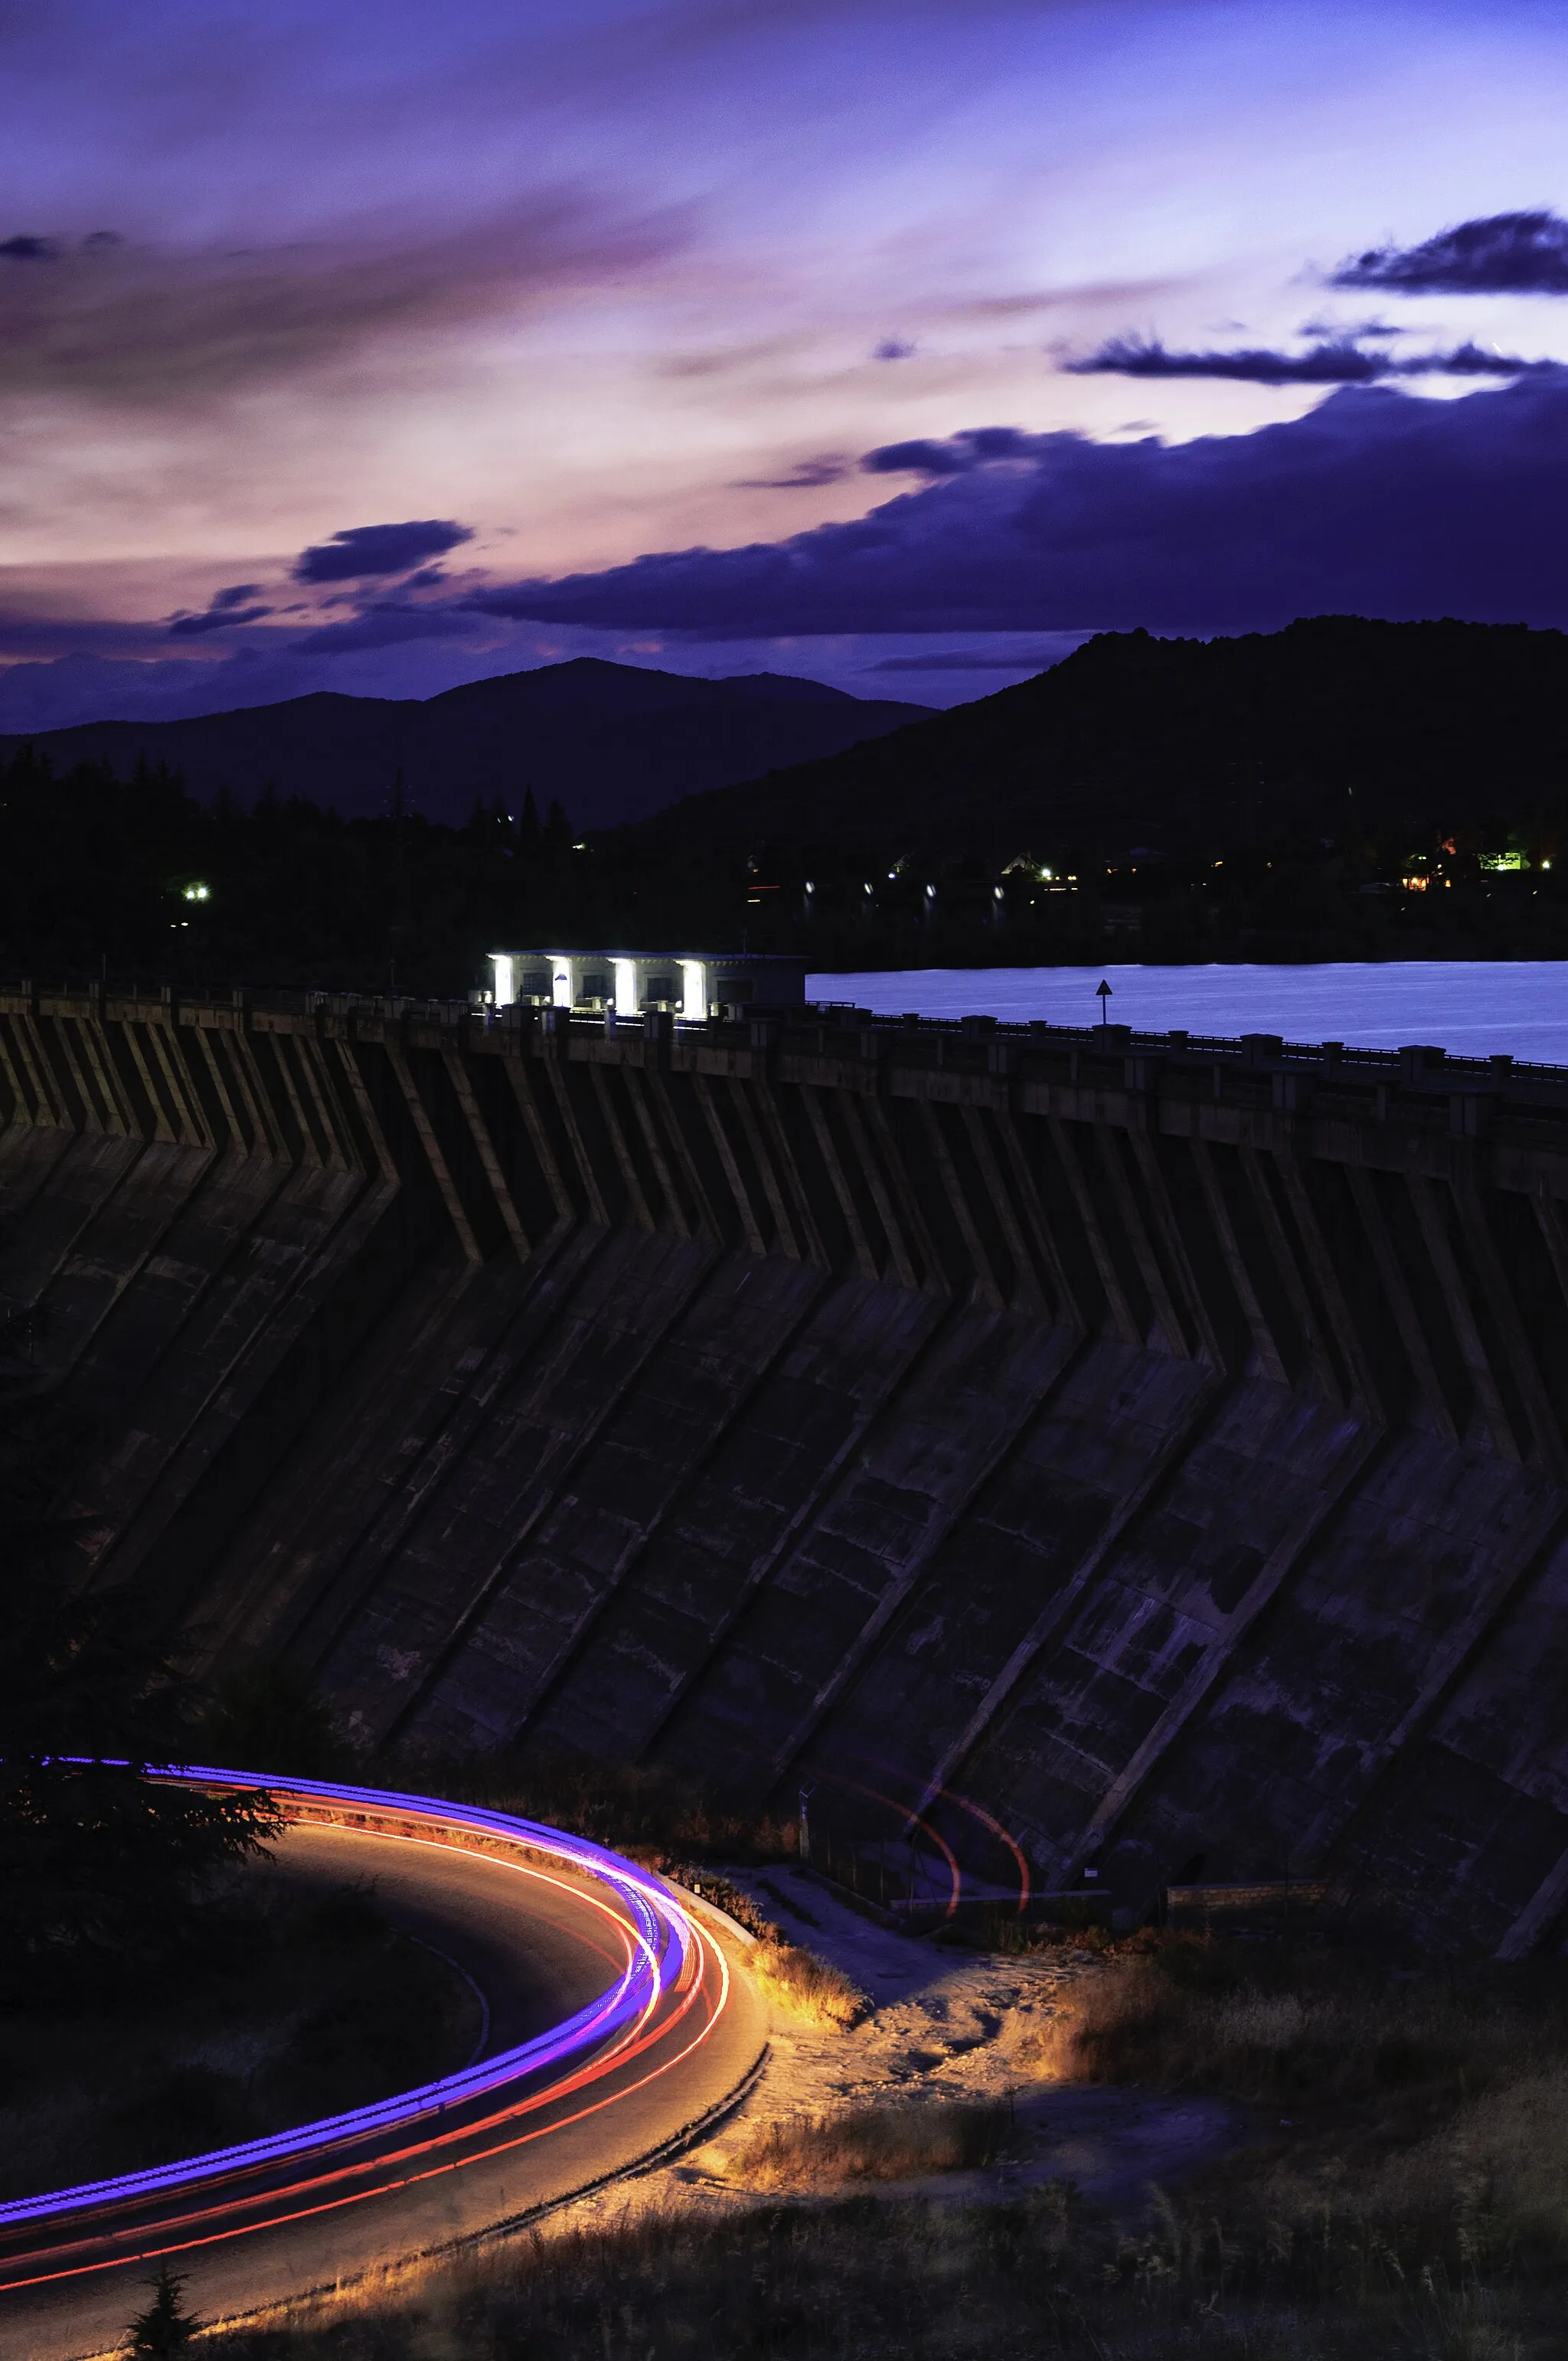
[807,962,1568,1065]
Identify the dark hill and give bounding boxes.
[0,658,928,829]
[645,617,1568,859]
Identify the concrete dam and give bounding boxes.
[8,981,1568,1954]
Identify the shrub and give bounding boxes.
[750,1935,867,2030]
[125,2263,204,2354]
[657,1862,867,2029]
[728,2098,1012,2188]
[1028,1932,1564,2107]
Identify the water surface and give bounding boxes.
[808,962,1568,1064]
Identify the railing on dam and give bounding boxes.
[6,980,1568,1961]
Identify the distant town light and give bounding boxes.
[181,882,211,902]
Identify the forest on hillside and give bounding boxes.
[11,609,1568,996]
[0,749,752,995]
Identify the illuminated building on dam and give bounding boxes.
[488,948,805,1020]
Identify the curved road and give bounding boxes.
[0,1772,766,2361]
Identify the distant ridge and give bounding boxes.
[0,657,930,830]
[645,616,1568,857]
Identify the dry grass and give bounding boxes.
[749,1934,868,2030]
[198,2176,1568,2358]
[195,1932,1568,2359]
[1026,1928,1566,2105]
[727,2098,1012,2189]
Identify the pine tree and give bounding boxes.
[126,2263,204,2354]
[518,787,541,859]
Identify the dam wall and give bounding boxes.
[6,981,1568,1950]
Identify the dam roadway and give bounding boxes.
[6,985,1568,1950]
[0,1775,766,2361]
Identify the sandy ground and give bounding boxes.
[560,1862,1244,2235]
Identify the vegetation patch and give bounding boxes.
[727,2098,1012,2189]
[654,1864,869,2030]
[191,2160,1568,2359]
[1027,1926,1564,2105]
[199,1928,1568,2359]
[748,1935,868,2032]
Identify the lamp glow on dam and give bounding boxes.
[488,949,806,1020]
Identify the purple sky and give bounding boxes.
[5,0,1568,731]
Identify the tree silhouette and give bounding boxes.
[125,2263,204,2354]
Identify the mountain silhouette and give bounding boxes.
[0,658,929,828]
[642,616,1568,859]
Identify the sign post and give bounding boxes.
[1096,978,1112,1028]
[798,1780,817,1867]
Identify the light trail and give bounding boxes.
[0,1768,733,2297]
[808,1767,963,1919]
[808,1759,1033,1914]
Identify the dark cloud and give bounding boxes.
[1332,210,1568,295]
[0,235,58,262]
[292,521,473,584]
[1296,314,1403,340]
[862,427,1037,476]
[734,456,851,488]
[874,336,916,361]
[457,370,1568,637]
[1069,333,1547,384]
[168,607,273,638]
[166,581,273,638]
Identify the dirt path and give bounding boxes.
[564,1862,1244,2232]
